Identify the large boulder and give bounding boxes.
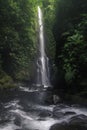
[50,114,87,130]
[50,122,87,130]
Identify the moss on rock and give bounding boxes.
[0,71,17,90]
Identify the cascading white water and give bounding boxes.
[37,6,51,88]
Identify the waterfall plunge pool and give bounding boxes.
[0,85,87,130]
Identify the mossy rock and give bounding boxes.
[15,70,31,82]
[0,72,16,89]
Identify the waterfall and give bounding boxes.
[36,6,51,88]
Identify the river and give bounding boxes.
[0,85,87,130]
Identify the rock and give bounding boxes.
[38,110,52,118]
[53,111,64,119]
[50,122,87,130]
[14,115,22,126]
[53,104,70,118]
[69,114,87,125]
[50,114,87,130]
[53,104,68,111]
[50,123,67,130]
[38,110,52,120]
[44,91,53,104]
[53,95,60,104]
[53,111,75,119]
[64,111,76,116]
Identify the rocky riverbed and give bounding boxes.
[0,86,87,130]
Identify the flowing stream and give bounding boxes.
[0,86,87,130]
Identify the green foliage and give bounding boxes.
[61,19,87,85]
[53,0,87,88]
[0,0,38,81]
[0,70,16,89]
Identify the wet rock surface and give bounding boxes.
[50,114,87,130]
[50,123,87,130]
[53,104,76,119]
[38,110,52,117]
[69,114,87,125]
[0,86,87,130]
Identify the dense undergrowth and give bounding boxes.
[0,0,38,88]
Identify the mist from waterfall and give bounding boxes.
[36,6,51,88]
